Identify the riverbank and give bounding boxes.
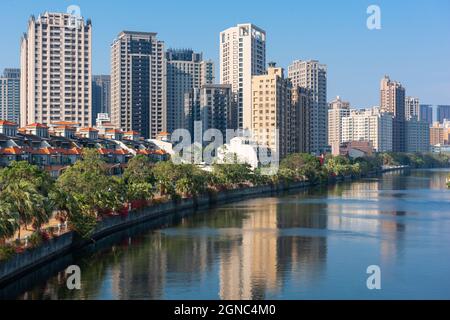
[0,165,409,286]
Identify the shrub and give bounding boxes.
[0,245,16,261]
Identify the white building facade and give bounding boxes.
[342,107,393,152]
[220,23,266,130]
[328,96,350,155]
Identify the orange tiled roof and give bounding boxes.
[123,131,140,135]
[26,123,48,128]
[137,149,167,156]
[79,127,99,132]
[97,148,129,155]
[0,120,18,126]
[55,125,76,130]
[0,146,25,155]
[137,150,152,155]
[106,129,123,134]
[158,131,170,136]
[51,121,79,126]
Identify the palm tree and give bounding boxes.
[0,180,44,239]
[0,202,19,244]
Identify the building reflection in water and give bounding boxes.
[326,178,406,266]
[219,196,328,300]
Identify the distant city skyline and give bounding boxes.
[0,0,449,107]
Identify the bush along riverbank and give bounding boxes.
[1,150,449,284]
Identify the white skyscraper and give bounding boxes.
[328,96,350,155]
[20,12,92,127]
[220,23,266,130]
[405,96,420,120]
[111,31,165,139]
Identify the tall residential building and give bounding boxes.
[291,86,310,154]
[437,105,450,123]
[288,60,328,155]
[220,23,266,130]
[380,75,406,152]
[111,31,165,139]
[92,75,111,120]
[328,96,350,155]
[20,12,92,127]
[342,107,393,152]
[184,84,234,141]
[405,119,430,153]
[251,63,293,159]
[419,104,433,125]
[0,68,20,123]
[166,49,214,133]
[405,96,420,120]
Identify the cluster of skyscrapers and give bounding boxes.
[328,75,436,156]
[0,11,448,160]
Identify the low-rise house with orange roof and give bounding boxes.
[97,147,132,165]
[0,146,29,166]
[48,121,80,129]
[156,131,171,142]
[51,125,77,139]
[77,127,99,140]
[1,119,170,175]
[24,123,49,138]
[0,120,19,136]
[104,129,124,141]
[123,131,141,141]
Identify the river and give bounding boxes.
[4,169,450,300]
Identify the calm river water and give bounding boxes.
[4,169,450,300]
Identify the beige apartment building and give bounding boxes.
[430,122,450,146]
[288,60,328,155]
[111,31,165,139]
[328,96,351,155]
[380,75,406,152]
[220,23,266,130]
[251,63,292,159]
[20,12,92,127]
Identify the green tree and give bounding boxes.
[280,153,324,183]
[212,163,253,188]
[0,161,53,239]
[0,202,19,243]
[55,149,122,237]
[123,155,155,185]
[121,155,155,203]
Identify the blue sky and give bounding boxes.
[1,0,449,107]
